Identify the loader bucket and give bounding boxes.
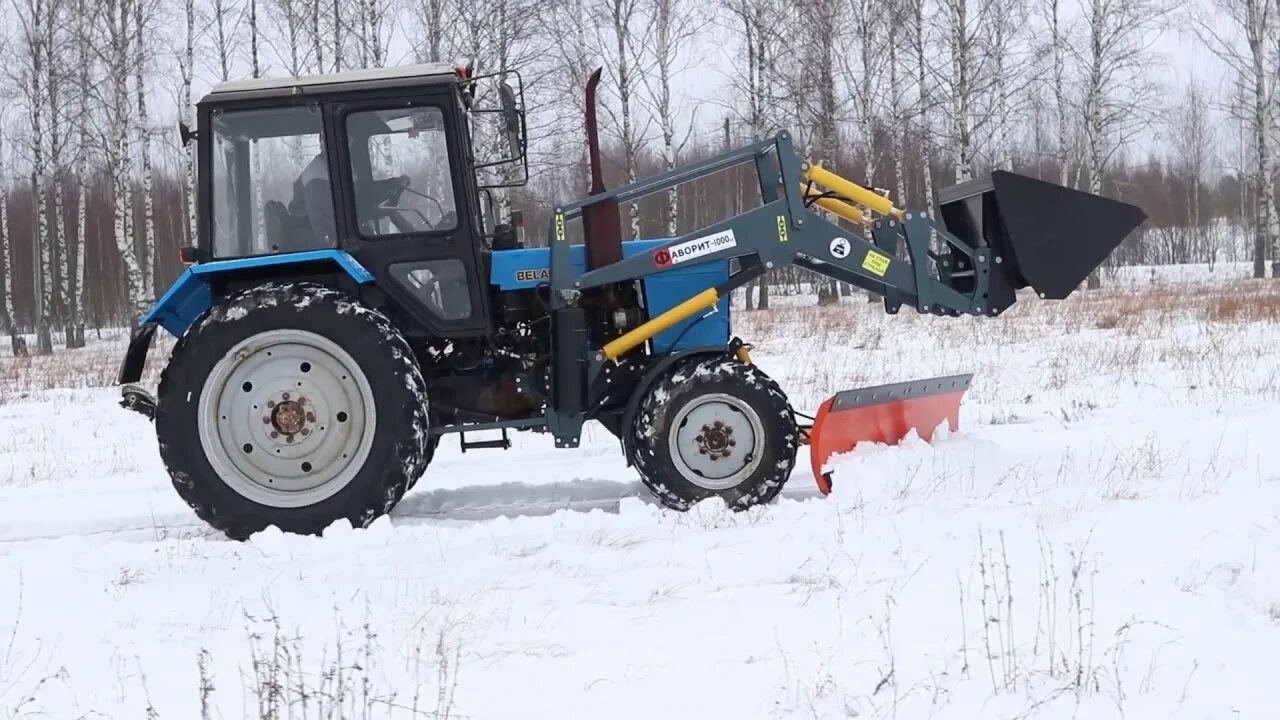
[935,171,1147,310]
[807,374,972,495]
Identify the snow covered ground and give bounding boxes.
[3,268,1280,719]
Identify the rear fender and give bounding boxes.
[617,346,731,465]
[141,250,375,338]
[119,250,375,385]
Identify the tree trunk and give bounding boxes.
[0,131,20,357]
[135,0,156,304]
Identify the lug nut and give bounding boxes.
[301,428,310,436]
[263,417,271,424]
[267,400,276,408]
[282,392,291,401]
[696,435,704,443]
[270,431,279,439]
[287,435,295,444]
[306,412,316,422]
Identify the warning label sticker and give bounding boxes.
[653,229,738,268]
[862,249,891,277]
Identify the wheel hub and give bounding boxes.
[198,329,377,509]
[269,398,308,436]
[668,393,765,491]
[696,422,736,460]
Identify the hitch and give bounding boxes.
[120,384,157,421]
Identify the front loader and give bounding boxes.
[116,63,1146,539]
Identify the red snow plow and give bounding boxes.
[802,374,972,494]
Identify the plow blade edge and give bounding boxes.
[808,374,973,495]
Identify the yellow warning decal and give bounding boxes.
[862,249,891,277]
[555,211,566,243]
[776,215,789,243]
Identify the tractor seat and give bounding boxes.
[263,201,293,252]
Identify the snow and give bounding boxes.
[3,266,1280,718]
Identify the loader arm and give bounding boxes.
[538,129,1146,454]
[549,131,1011,322]
[550,130,1144,324]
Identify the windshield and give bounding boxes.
[346,106,457,237]
[209,105,335,257]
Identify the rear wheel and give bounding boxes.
[155,283,431,539]
[629,356,798,511]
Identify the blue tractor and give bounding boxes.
[116,64,1146,540]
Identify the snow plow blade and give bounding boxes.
[806,374,973,494]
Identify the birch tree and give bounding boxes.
[725,0,783,309]
[847,0,885,184]
[1044,0,1071,186]
[1176,81,1213,266]
[801,0,844,305]
[179,0,196,249]
[13,0,56,353]
[906,0,936,216]
[355,0,391,67]
[69,0,91,347]
[945,0,979,181]
[135,0,156,302]
[984,0,1028,171]
[100,0,148,317]
[545,0,600,194]
[208,0,244,81]
[887,0,907,203]
[0,122,19,356]
[595,0,649,239]
[1078,0,1165,287]
[1195,0,1276,278]
[412,0,449,63]
[637,0,699,236]
[45,4,69,350]
[307,0,325,71]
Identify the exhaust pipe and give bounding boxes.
[935,171,1148,312]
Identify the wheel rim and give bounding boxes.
[667,393,765,491]
[198,329,377,509]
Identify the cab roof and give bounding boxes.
[203,63,460,103]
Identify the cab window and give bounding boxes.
[209,105,335,257]
[346,106,458,238]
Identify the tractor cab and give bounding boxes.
[187,62,527,338]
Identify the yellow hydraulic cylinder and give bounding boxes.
[802,164,904,220]
[803,186,867,225]
[601,288,720,361]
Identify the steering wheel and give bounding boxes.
[355,175,411,233]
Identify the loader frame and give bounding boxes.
[538,130,1004,448]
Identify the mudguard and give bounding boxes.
[115,249,375,386]
[140,249,375,337]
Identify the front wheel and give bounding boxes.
[629,356,799,511]
[155,283,431,540]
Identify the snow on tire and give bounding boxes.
[154,283,431,540]
[630,355,798,511]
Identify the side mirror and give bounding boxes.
[498,82,524,161]
[179,121,198,146]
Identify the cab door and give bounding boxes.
[329,91,491,338]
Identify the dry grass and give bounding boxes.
[0,331,173,405]
[0,276,1277,408]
